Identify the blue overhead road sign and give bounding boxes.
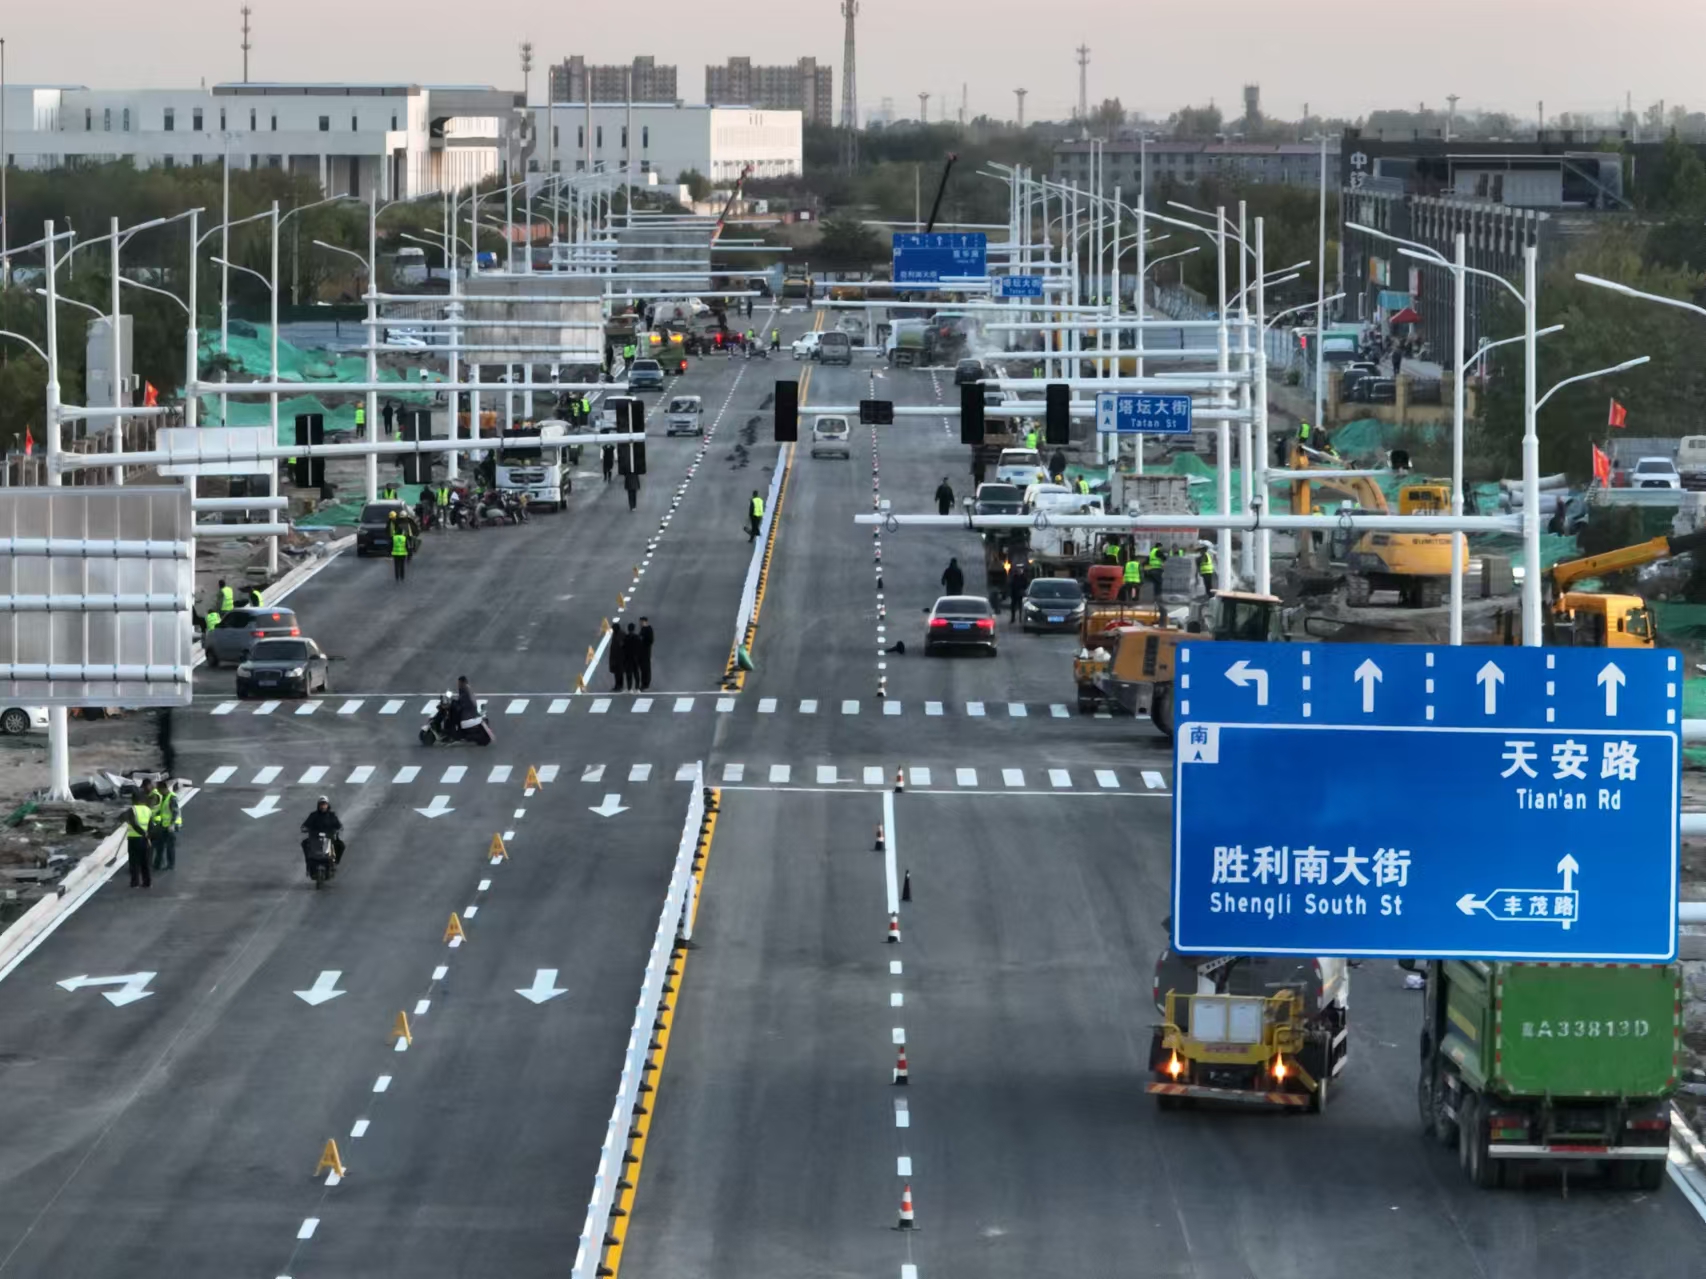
[995,274,1044,299]
[1095,392,1193,435]
[892,233,988,288]
[1172,642,1680,962]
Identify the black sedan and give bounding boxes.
[235,637,333,698]
[1021,577,1087,633]
[974,482,1024,516]
[355,501,421,557]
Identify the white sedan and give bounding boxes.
[791,331,822,360]
[0,705,48,736]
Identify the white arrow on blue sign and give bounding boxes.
[1171,641,1681,961]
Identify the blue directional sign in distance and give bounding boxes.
[995,274,1044,299]
[1172,642,1680,961]
[1095,392,1193,435]
[892,233,988,288]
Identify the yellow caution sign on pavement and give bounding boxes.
[444,913,467,945]
[315,1139,345,1178]
[389,1010,413,1046]
[489,832,509,860]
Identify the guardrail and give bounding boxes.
[571,770,708,1279]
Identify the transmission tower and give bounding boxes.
[1014,88,1027,129]
[1075,44,1090,126]
[240,5,253,83]
[520,41,534,104]
[840,0,859,170]
[918,91,930,123]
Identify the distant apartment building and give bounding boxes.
[546,56,677,105]
[705,57,833,127]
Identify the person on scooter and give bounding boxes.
[301,796,345,863]
[455,676,481,734]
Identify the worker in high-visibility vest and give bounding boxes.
[1145,544,1165,599]
[217,580,235,613]
[125,794,153,889]
[1024,428,1039,451]
[390,514,410,583]
[150,780,181,872]
[1199,545,1217,593]
[748,490,765,541]
[1121,554,1143,602]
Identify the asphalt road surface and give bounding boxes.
[0,305,1698,1278]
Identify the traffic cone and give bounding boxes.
[896,1184,916,1229]
[887,913,901,944]
[894,767,904,793]
[893,1043,909,1084]
[874,825,885,851]
[902,869,912,902]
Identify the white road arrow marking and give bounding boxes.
[1475,660,1504,714]
[516,968,569,1004]
[590,793,629,818]
[1598,662,1625,717]
[242,794,282,819]
[57,971,156,1006]
[1354,658,1383,713]
[1224,659,1269,706]
[414,795,455,819]
[294,971,346,1006]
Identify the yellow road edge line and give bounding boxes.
[598,795,720,1279]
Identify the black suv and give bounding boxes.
[355,501,421,556]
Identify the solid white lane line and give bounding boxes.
[882,789,900,915]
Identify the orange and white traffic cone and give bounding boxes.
[894,767,905,794]
[897,1183,916,1229]
[887,913,902,944]
[893,1044,909,1085]
[874,825,885,851]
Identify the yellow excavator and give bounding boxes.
[1288,441,1465,608]
[1543,528,1706,647]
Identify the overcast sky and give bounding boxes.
[4,0,1701,125]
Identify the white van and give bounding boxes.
[995,448,1047,487]
[1676,436,1706,482]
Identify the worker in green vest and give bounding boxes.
[623,342,636,361]
[217,579,235,613]
[1077,476,1090,495]
[1145,544,1165,600]
[1298,420,1312,444]
[748,490,765,541]
[390,514,410,583]
[1024,428,1039,451]
[1103,540,1123,565]
[1121,553,1143,602]
[1199,545,1217,593]
[355,403,366,432]
[125,794,153,888]
[203,609,222,637]
[437,484,451,509]
[150,780,181,872]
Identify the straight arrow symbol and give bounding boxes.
[294,971,346,1006]
[589,793,629,818]
[415,795,455,819]
[242,794,282,819]
[1598,662,1626,716]
[1557,853,1579,892]
[1354,659,1382,714]
[516,968,569,1004]
[1475,660,1504,714]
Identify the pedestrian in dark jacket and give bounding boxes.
[609,620,627,691]
[624,470,640,511]
[935,478,955,516]
[638,617,655,690]
[1048,448,1067,480]
[941,557,964,596]
[1008,563,1028,622]
[602,445,615,483]
[622,623,643,689]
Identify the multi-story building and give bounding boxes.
[527,104,801,185]
[704,57,833,128]
[545,56,677,106]
[1053,139,1341,193]
[0,81,517,198]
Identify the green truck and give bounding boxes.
[1412,960,1680,1189]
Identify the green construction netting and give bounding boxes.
[196,325,446,439]
[1685,678,1706,766]
[295,484,428,529]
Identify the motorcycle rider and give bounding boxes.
[455,675,482,736]
[300,796,345,864]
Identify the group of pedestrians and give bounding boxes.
[608,616,657,691]
[124,778,182,889]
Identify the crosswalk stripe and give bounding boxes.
[206,766,236,784]
[582,765,605,783]
[863,766,884,785]
[506,699,529,715]
[716,697,735,712]
[489,765,512,784]
[253,766,281,784]
[536,765,559,783]
[841,700,859,715]
[1050,704,1069,718]
[1096,769,1119,789]
[442,766,466,784]
[629,763,652,782]
[1143,771,1167,790]
[1009,703,1028,718]
[758,698,777,713]
[816,765,837,784]
[884,701,902,716]
[418,699,437,715]
[926,701,943,716]
[590,698,611,714]
[300,765,328,785]
[295,702,319,716]
[548,699,570,714]
[1049,768,1072,788]
[966,701,985,717]
[675,763,697,781]
[724,763,745,782]
[956,767,977,787]
[347,766,374,784]
[255,701,280,716]
[910,767,932,787]
[769,763,790,783]
[212,702,237,716]
[393,766,420,784]
[632,698,653,713]
[379,700,403,715]
[800,699,818,714]
[1002,768,1024,788]
[338,699,365,715]
[674,697,694,713]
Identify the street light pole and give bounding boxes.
[1313,133,1328,435]
[1521,245,1540,646]
[1450,231,1466,644]
[269,200,281,575]
[109,216,124,484]
[41,219,70,801]
[1215,207,1232,585]
[1254,216,1270,594]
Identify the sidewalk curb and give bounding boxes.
[1670,1103,1706,1218]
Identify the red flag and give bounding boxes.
[1592,443,1612,485]
[23,429,33,458]
[1608,399,1627,429]
[143,382,159,408]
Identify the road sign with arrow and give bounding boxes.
[1171,641,1680,961]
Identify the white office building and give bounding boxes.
[0,82,519,198]
[526,103,801,185]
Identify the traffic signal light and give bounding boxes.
[860,399,894,425]
[1045,383,1070,445]
[775,380,799,442]
[292,413,324,489]
[959,381,984,445]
